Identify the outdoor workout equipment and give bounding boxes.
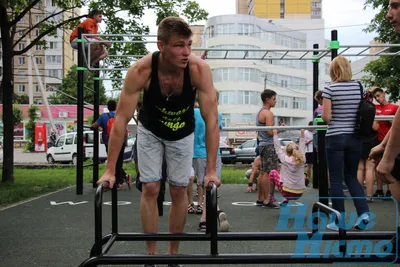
[76,29,400,266]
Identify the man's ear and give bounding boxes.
[157,40,165,53]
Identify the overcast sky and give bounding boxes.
[139,0,379,46]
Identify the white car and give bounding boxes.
[46,131,134,165]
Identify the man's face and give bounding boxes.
[266,95,277,108]
[93,14,103,23]
[158,34,192,69]
[374,91,386,105]
[387,0,400,32]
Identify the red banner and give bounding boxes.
[34,123,47,152]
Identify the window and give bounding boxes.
[238,91,258,105]
[36,57,42,64]
[35,29,40,36]
[220,91,235,105]
[49,42,59,49]
[18,57,25,65]
[48,69,61,79]
[56,136,65,147]
[242,140,255,148]
[65,134,74,145]
[221,114,231,128]
[293,97,306,110]
[35,85,40,92]
[18,30,24,37]
[35,99,43,105]
[242,114,253,123]
[18,43,25,50]
[18,85,25,92]
[46,55,62,64]
[18,17,25,24]
[36,45,42,51]
[35,15,41,23]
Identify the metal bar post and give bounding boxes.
[93,65,100,187]
[76,27,84,195]
[312,43,319,190]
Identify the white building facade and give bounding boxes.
[202,14,331,132]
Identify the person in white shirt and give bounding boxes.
[269,129,306,206]
[304,121,314,181]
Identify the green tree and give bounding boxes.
[24,105,40,153]
[0,106,23,127]
[48,64,107,104]
[0,0,208,182]
[13,94,29,104]
[362,0,400,101]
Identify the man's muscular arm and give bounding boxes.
[101,56,151,182]
[192,58,220,180]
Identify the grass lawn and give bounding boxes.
[0,163,248,208]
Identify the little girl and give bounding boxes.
[270,129,306,206]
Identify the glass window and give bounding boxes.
[221,114,231,128]
[56,136,65,147]
[242,114,252,123]
[65,134,74,145]
[220,91,235,105]
[242,140,255,148]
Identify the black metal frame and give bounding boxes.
[77,27,101,194]
[78,183,397,266]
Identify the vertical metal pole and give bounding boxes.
[312,44,319,190]
[331,30,338,60]
[93,65,100,188]
[76,27,84,195]
[112,146,123,234]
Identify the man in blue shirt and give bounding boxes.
[92,100,131,189]
[192,91,230,232]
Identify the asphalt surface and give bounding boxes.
[0,184,398,267]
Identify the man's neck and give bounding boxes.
[159,53,183,76]
[263,104,271,110]
[380,100,388,106]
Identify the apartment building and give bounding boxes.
[190,25,205,56]
[202,14,331,136]
[236,0,322,19]
[8,1,79,104]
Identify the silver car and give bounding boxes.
[233,138,293,163]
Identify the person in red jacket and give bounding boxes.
[70,9,111,66]
[371,87,399,199]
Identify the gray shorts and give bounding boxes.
[192,156,222,186]
[137,123,194,187]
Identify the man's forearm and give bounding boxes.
[205,120,220,176]
[382,109,400,161]
[105,118,126,174]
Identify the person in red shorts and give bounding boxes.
[371,87,399,199]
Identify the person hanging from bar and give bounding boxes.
[96,17,221,267]
[269,128,306,206]
[70,9,111,67]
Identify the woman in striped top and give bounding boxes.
[322,56,370,231]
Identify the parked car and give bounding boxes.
[46,131,134,165]
[219,141,236,164]
[233,138,293,163]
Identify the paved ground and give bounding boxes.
[0,184,398,267]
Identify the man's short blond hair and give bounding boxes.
[157,17,192,44]
[329,56,352,83]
